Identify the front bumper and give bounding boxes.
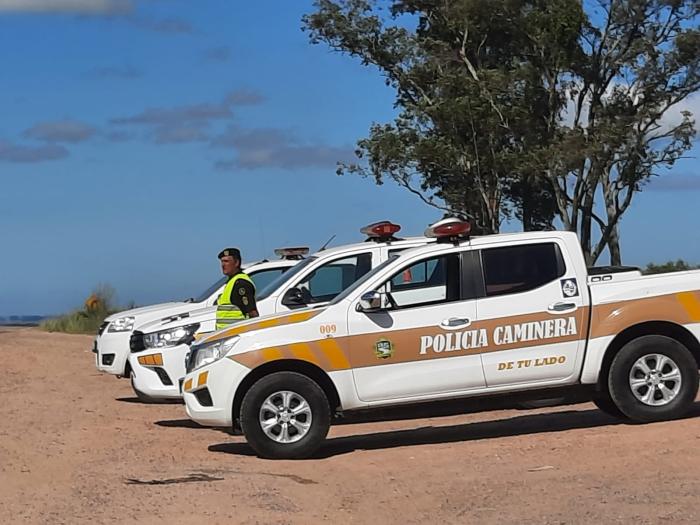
[128,343,190,400]
[94,331,132,376]
[183,357,250,428]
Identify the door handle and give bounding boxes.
[547,302,577,313]
[441,317,471,330]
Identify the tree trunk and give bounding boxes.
[580,195,594,266]
[607,227,621,265]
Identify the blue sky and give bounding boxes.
[0,0,698,316]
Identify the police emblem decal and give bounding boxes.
[560,278,579,298]
[374,338,394,359]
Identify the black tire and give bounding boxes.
[120,361,132,380]
[591,391,627,419]
[608,335,699,422]
[240,372,330,459]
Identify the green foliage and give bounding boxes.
[304,0,700,261]
[305,0,581,233]
[643,260,700,274]
[40,284,120,335]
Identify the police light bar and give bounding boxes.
[274,247,310,260]
[425,218,471,242]
[360,221,402,240]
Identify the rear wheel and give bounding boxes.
[240,372,330,459]
[608,335,699,422]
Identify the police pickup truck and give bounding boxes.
[128,222,434,401]
[181,218,700,459]
[93,256,299,379]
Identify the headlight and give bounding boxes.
[143,323,200,349]
[107,316,135,333]
[190,336,240,371]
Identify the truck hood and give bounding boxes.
[134,305,215,333]
[105,302,189,322]
[196,308,325,346]
[134,295,278,335]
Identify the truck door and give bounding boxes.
[476,240,589,387]
[348,250,485,402]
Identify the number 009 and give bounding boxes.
[319,324,337,335]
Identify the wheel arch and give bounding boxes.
[232,359,341,431]
[598,321,700,390]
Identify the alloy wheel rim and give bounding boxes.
[629,353,682,407]
[258,390,312,443]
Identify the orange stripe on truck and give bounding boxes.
[677,292,700,322]
[207,310,323,343]
[290,343,320,366]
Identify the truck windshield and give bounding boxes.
[193,276,228,303]
[257,257,319,301]
[328,254,399,306]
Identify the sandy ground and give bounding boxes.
[0,327,698,524]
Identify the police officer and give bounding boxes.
[216,248,258,330]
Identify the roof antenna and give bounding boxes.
[318,234,336,252]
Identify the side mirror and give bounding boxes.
[281,287,306,307]
[357,291,384,312]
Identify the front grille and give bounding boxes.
[98,322,109,336]
[153,367,173,386]
[101,353,115,366]
[130,331,145,353]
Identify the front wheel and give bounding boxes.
[591,390,627,419]
[608,335,699,422]
[240,372,330,459]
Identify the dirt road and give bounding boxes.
[1,327,698,524]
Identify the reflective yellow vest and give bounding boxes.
[216,272,255,330]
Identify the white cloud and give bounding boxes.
[658,94,700,136]
[0,139,68,163]
[0,0,132,15]
[212,126,354,170]
[559,82,699,139]
[24,119,96,143]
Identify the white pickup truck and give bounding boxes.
[128,222,435,401]
[181,219,700,459]
[93,257,299,379]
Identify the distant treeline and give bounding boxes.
[0,315,46,326]
[643,260,700,274]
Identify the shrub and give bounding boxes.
[41,284,122,335]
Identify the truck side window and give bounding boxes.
[298,253,373,304]
[385,254,460,308]
[481,243,566,297]
[249,268,288,292]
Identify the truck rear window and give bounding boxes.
[481,243,566,297]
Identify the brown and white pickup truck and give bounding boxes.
[179,220,700,458]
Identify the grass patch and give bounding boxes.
[41,285,121,335]
[41,308,118,334]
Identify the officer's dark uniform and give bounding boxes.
[216,248,257,330]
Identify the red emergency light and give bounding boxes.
[274,247,310,260]
[360,221,402,241]
[425,218,471,242]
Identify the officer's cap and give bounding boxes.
[218,247,241,260]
